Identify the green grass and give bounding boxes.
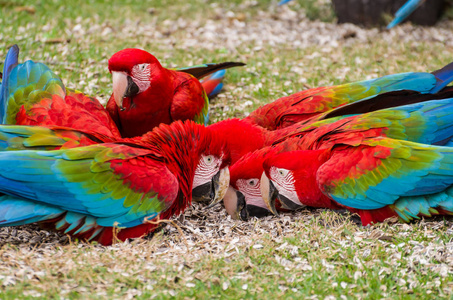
[1,212,452,299]
[1,0,453,299]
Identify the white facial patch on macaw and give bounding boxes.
[269,166,303,206]
[131,63,151,93]
[192,155,222,188]
[236,178,268,209]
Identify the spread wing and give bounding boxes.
[276,97,453,148]
[0,143,178,228]
[3,59,121,138]
[246,71,443,130]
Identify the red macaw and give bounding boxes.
[261,139,453,226]
[1,45,230,205]
[0,46,231,245]
[206,73,453,207]
[1,45,120,139]
[210,60,453,213]
[204,61,453,181]
[106,48,244,138]
[259,98,453,225]
[224,97,453,220]
[0,121,230,245]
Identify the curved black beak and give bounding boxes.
[192,180,213,203]
[237,190,248,221]
[278,194,303,210]
[191,167,230,207]
[205,167,230,208]
[193,169,223,203]
[246,205,272,218]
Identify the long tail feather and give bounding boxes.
[177,62,245,79]
[431,62,453,93]
[0,45,19,123]
[387,0,426,29]
[323,87,453,120]
[278,0,293,5]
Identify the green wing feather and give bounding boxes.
[318,137,453,210]
[0,141,178,227]
[0,125,111,151]
[5,61,65,124]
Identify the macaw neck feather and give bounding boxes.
[208,119,267,164]
[142,121,211,208]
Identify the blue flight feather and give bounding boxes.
[431,62,453,93]
[210,83,223,97]
[278,0,293,5]
[209,69,226,80]
[387,0,425,29]
[0,195,63,226]
[0,45,19,124]
[330,142,453,210]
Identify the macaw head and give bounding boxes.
[223,149,272,221]
[108,48,163,110]
[261,149,330,214]
[146,120,231,211]
[192,148,231,207]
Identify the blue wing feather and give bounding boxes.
[323,140,453,210]
[387,0,425,29]
[0,144,176,228]
[0,195,63,226]
[0,45,19,123]
[278,0,293,5]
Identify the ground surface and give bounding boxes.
[1,0,453,298]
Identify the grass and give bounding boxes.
[1,211,452,299]
[1,0,453,298]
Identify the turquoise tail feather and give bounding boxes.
[278,0,293,5]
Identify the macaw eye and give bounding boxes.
[277,168,289,177]
[203,155,214,165]
[137,63,148,71]
[248,179,258,186]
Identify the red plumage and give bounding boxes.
[107,49,210,138]
[16,89,121,139]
